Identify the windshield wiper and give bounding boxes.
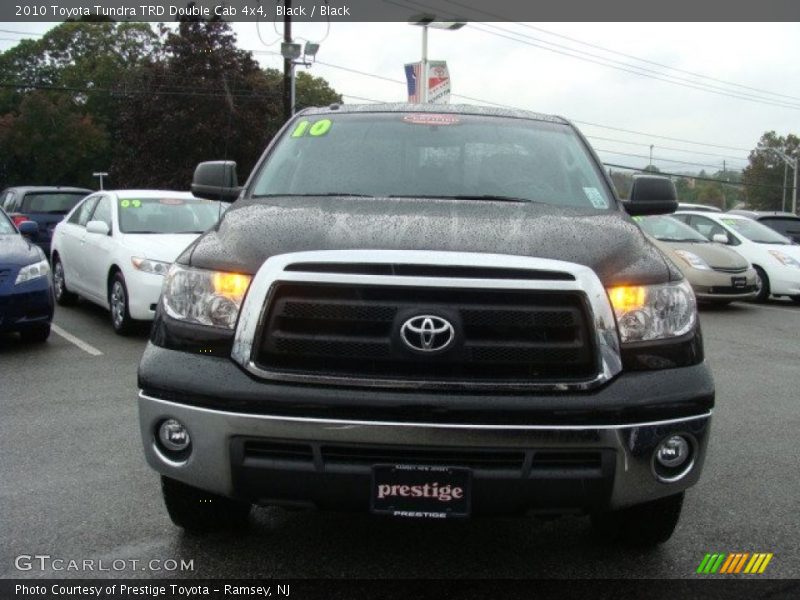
[251,193,374,198]
[388,194,534,204]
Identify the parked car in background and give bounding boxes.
[726,210,800,244]
[677,202,722,213]
[674,211,800,303]
[51,190,224,334]
[0,208,54,342]
[1,186,93,258]
[635,214,757,304]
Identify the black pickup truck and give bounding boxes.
[137,104,713,546]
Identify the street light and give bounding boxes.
[281,41,320,116]
[92,171,108,190]
[760,147,798,214]
[409,15,466,104]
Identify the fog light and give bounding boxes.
[656,435,690,468]
[158,419,190,452]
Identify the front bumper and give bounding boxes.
[124,268,165,321]
[767,265,800,296]
[138,344,714,514]
[0,278,54,333]
[687,268,758,302]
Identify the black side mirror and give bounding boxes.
[622,176,678,216]
[191,161,241,202]
[18,220,38,238]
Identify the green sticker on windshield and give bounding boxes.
[291,118,332,138]
[721,218,738,226]
[632,216,643,222]
[132,199,141,208]
[120,200,130,208]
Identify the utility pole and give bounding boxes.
[283,1,292,122]
[782,162,788,212]
[649,144,654,166]
[420,24,428,103]
[92,171,108,190]
[762,147,798,215]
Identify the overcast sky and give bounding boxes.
[2,21,799,174]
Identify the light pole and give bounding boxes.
[409,17,465,104]
[93,171,108,190]
[281,41,319,116]
[761,147,798,214]
[649,144,654,167]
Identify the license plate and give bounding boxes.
[371,464,471,519]
[732,276,747,289]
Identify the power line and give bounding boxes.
[584,135,749,163]
[469,23,800,111]
[594,148,743,171]
[603,163,784,191]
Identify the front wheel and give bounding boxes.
[108,272,135,335]
[161,476,251,533]
[19,324,51,343]
[590,492,684,546]
[752,266,770,303]
[53,257,77,306]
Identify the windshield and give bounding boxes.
[0,211,15,234]
[21,192,89,214]
[637,214,708,242]
[720,217,791,244]
[251,112,614,210]
[118,197,222,234]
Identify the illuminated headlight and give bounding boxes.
[15,259,50,285]
[162,264,251,329]
[768,250,800,268]
[131,256,171,275]
[607,280,697,343]
[673,250,711,271]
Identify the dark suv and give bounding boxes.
[137,105,713,546]
[1,186,93,258]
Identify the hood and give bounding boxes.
[120,233,200,262]
[655,240,750,270]
[183,197,677,287]
[0,233,43,268]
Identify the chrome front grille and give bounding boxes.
[231,250,622,391]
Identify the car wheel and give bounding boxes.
[752,266,770,303]
[19,324,51,343]
[108,272,135,335]
[161,476,251,533]
[53,256,77,306]
[590,492,684,547]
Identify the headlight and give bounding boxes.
[607,280,697,343]
[15,259,50,285]
[768,250,800,268]
[131,257,171,275]
[673,250,711,271]
[162,264,252,329]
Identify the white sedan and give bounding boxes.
[51,190,225,334]
[674,210,800,303]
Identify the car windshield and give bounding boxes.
[251,112,615,210]
[0,211,15,234]
[21,192,89,214]
[117,197,223,234]
[637,214,708,242]
[720,217,791,244]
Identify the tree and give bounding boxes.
[742,131,800,211]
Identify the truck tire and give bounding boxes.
[590,492,684,546]
[161,476,251,533]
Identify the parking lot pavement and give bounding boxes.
[1,298,799,579]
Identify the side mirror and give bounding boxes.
[622,176,678,216]
[712,233,729,244]
[86,220,110,236]
[18,220,38,238]
[191,160,241,202]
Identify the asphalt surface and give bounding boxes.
[1,297,799,580]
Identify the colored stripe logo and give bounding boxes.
[696,552,773,574]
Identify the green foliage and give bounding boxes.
[0,19,342,190]
[742,131,799,211]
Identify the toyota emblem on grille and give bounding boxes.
[400,315,455,352]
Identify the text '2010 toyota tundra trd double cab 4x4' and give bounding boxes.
[138,104,713,546]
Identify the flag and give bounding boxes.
[404,61,450,104]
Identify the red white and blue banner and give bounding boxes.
[405,61,451,104]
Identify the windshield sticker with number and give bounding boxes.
[291,118,332,138]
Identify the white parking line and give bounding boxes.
[51,324,104,356]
